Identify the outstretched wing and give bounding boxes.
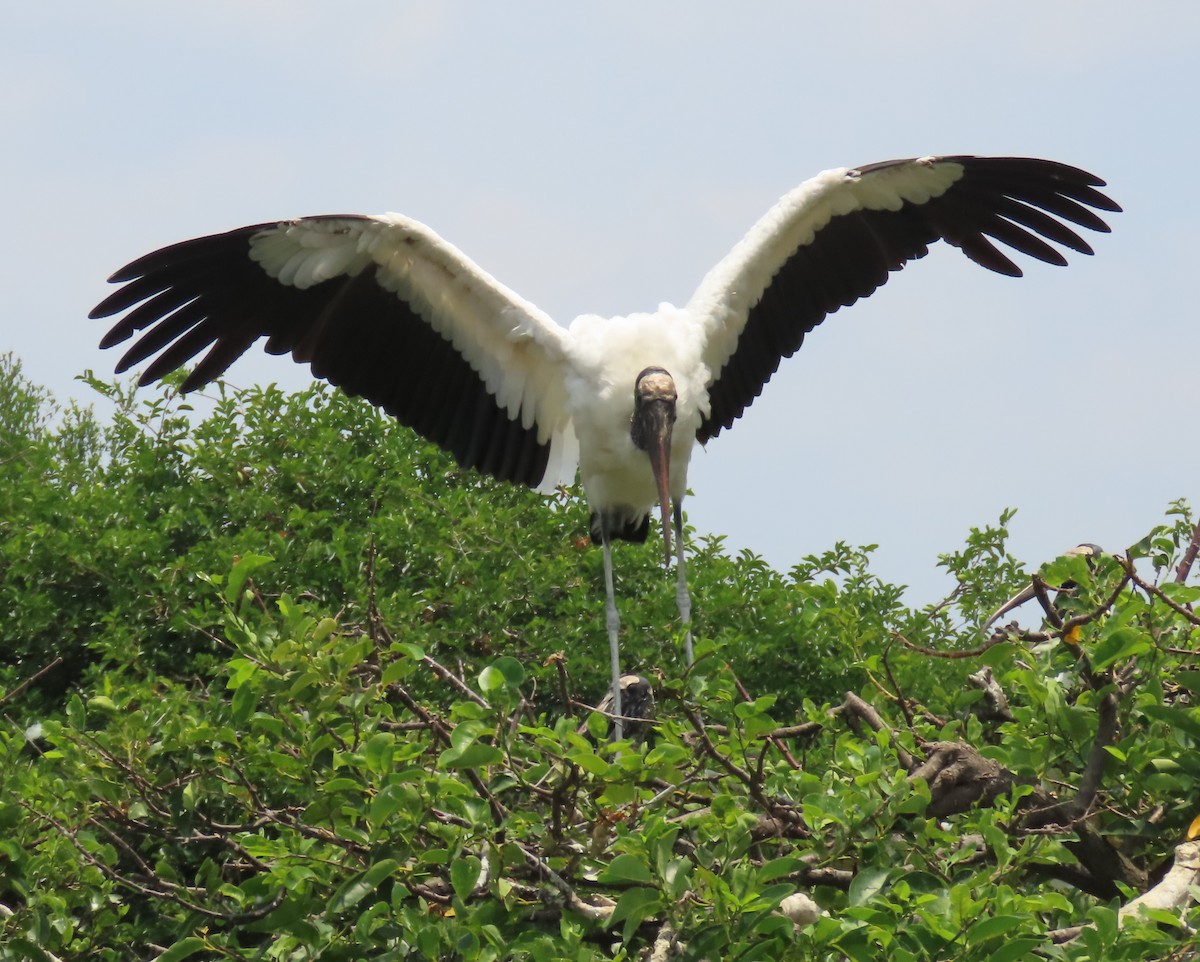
[92,214,577,488]
[686,156,1121,442]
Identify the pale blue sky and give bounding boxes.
[3,3,1195,605]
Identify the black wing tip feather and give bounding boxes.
[100,222,289,287]
[958,156,1122,217]
[853,155,1122,217]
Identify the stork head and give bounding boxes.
[631,367,677,567]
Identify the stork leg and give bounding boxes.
[673,502,693,666]
[600,526,624,741]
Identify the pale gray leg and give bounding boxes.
[601,530,623,741]
[674,502,693,666]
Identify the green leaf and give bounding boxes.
[65,693,84,728]
[224,552,273,604]
[757,856,806,883]
[479,656,526,692]
[369,783,411,829]
[438,741,504,769]
[311,616,338,642]
[967,913,1027,942]
[1089,626,1151,672]
[567,746,617,777]
[848,866,889,906]
[1140,906,1184,928]
[364,731,395,773]
[230,680,258,726]
[326,858,399,915]
[1143,705,1200,743]
[451,855,483,901]
[984,937,1042,962]
[598,853,653,885]
[608,886,663,943]
[153,937,208,962]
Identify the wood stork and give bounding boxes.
[984,543,1104,632]
[91,155,1119,737]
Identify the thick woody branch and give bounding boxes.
[908,741,1026,817]
[1047,839,1200,943]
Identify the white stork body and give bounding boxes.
[567,308,706,523]
[92,156,1120,738]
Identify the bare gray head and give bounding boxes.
[631,367,677,566]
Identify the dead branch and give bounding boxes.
[894,631,1011,660]
[967,666,1014,723]
[833,692,913,771]
[908,741,1022,817]
[1118,839,1200,924]
[0,656,64,708]
[1047,839,1200,943]
[647,920,679,962]
[1123,554,1200,627]
[518,841,615,922]
[1175,518,1200,584]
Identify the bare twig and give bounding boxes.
[1175,518,1200,584]
[1030,574,1065,630]
[727,667,801,770]
[0,902,66,962]
[682,706,790,818]
[421,653,490,708]
[1122,555,1200,627]
[1057,560,1134,636]
[30,805,285,923]
[0,656,64,708]
[880,638,916,731]
[894,631,1011,660]
[547,652,574,718]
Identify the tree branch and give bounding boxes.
[0,656,63,708]
[1047,839,1200,942]
[833,692,913,771]
[1174,518,1200,584]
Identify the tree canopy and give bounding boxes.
[1,352,1198,961]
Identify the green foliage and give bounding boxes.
[0,355,855,717]
[2,355,1200,959]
